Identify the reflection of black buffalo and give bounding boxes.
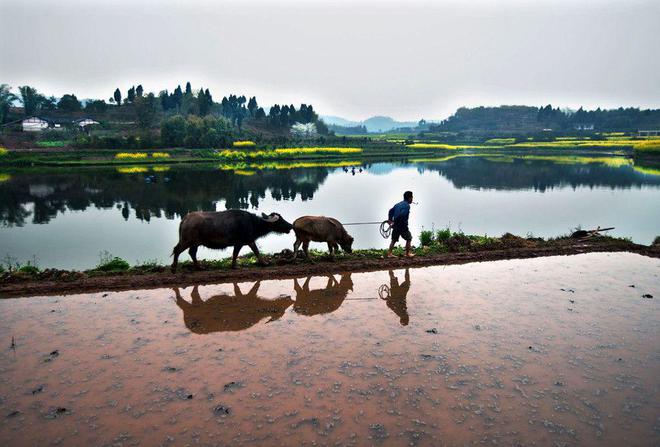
[292,273,353,316]
[173,283,293,334]
[383,269,410,326]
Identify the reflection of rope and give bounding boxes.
[378,284,391,300]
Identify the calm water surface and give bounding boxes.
[0,253,658,445]
[0,155,659,269]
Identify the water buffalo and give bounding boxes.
[173,283,293,334]
[171,209,293,272]
[292,216,354,259]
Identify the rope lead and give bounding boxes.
[343,220,392,239]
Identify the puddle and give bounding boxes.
[1,252,658,446]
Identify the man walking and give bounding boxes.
[387,191,414,258]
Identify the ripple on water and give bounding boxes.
[0,252,658,446]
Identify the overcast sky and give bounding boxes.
[1,0,659,121]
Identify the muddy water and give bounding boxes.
[1,253,658,446]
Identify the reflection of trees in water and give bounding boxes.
[416,156,660,192]
[2,157,658,226]
[0,166,330,226]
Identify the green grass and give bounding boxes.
[36,140,70,148]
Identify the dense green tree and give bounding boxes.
[136,84,144,97]
[113,88,122,107]
[198,88,212,116]
[0,84,17,124]
[160,115,187,146]
[185,82,192,95]
[134,93,159,128]
[57,94,82,112]
[247,96,258,117]
[126,86,136,104]
[254,107,266,119]
[18,86,46,116]
[42,96,58,111]
[85,99,108,113]
[173,85,183,110]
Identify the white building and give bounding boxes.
[21,117,50,132]
[76,118,100,128]
[291,122,318,137]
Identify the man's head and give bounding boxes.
[403,191,413,203]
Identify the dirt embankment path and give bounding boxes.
[1,238,658,299]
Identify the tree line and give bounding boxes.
[432,105,660,133]
[0,82,328,136]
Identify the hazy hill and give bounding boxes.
[321,115,419,133]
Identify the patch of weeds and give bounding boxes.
[96,250,130,272]
[435,227,452,243]
[132,258,164,273]
[653,236,660,246]
[419,229,434,246]
[18,262,40,275]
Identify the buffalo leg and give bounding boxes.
[303,241,310,259]
[293,238,302,259]
[231,245,243,269]
[248,242,267,265]
[171,242,187,273]
[189,246,200,270]
[327,242,334,256]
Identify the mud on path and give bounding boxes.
[1,237,658,298]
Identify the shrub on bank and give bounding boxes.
[96,251,130,272]
[0,147,7,156]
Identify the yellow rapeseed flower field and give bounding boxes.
[115,152,148,159]
[151,152,170,158]
[273,147,362,155]
[232,141,256,147]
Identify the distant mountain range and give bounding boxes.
[321,115,423,133]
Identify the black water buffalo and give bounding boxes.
[171,209,293,272]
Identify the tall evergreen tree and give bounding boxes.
[113,88,122,107]
[127,86,136,103]
[136,84,144,97]
[0,84,17,124]
[18,86,46,116]
[247,96,258,117]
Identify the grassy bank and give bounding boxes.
[1,230,657,282]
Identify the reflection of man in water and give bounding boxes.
[383,269,410,326]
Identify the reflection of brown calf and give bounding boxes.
[292,273,353,316]
[173,283,293,334]
[384,269,410,326]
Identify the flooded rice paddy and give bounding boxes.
[1,155,660,269]
[1,252,658,446]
